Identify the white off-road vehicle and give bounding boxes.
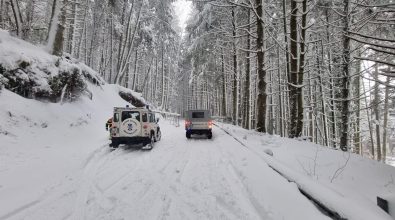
[109,106,161,149]
[185,110,213,139]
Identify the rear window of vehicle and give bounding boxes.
[121,111,140,121]
[142,113,148,122]
[192,112,205,118]
[149,113,154,122]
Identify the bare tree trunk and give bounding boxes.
[0,0,4,29]
[308,70,314,141]
[363,78,375,158]
[109,8,114,83]
[318,40,329,146]
[10,0,23,37]
[288,0,299,137]
[282,0,290,84]
[268,68,274,135]
[76,0,89,60]
[141,58,154,94]
[67,0,78,55]
[382,76,390,163]
[255,0,267,133]
[330,77,337,148]
[231,8,238,126]
[154,56,159,105]
[221,49,227,117]
[132,49,138,90]
[116,0,132,73]
[354,50,362,154]
[50,0,68,56]
[160,43,165,108]
[24,0,35,40]
[296,0,308,137]
[116,1,141,84]
[243,9,251,129]
[277,47,284,137]
[339,0,351,151]
[374,63,381,161]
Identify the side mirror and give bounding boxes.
[156,118,160,123]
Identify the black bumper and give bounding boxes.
[186,129,212,135]
[111,136,150,145]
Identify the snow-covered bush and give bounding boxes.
[47,69,87,102]
[0,65,7,91]
[0,30,104,102]
[0,60,89,102]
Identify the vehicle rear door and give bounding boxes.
[190,111,209,129]
[119,111,142,137]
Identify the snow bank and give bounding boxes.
[216,123,394,220]
[0,29,104,102]
[0,31,152,219]
[0,84,130,219]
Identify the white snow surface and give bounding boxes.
[0,86,326,220]
[0,85,393,219]
[216,123,395,220]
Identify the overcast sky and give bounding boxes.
[173,0,192,36]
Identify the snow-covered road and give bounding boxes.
[3,121,329,220]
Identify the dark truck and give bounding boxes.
[184,110,213,139]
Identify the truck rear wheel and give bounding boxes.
[110,141,119,148]
[144,134,154,150]
[155,130,161,142]
[186,132,191,139]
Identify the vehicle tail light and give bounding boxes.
[143,124,148,129]
[111,128,119,136]
[208,120,213,129]
[185,120,191,129]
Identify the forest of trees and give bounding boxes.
[180,0,395,161]
[0,0,394,161]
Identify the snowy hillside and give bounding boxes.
[0,29,104,102]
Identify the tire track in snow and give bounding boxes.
[0,144,115,220]
[69,145,145,219]
[212,131,273,220]
[0,200,40,220]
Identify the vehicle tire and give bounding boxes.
[110,142,119,148]
[155,130,161,142]
[207,132,212,139]
[186,132,191,139]
[144,134,154,150]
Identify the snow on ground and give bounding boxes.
[0,87,317,219]
[216,123,395,219]
[0,86,330,220]
[0,84,393,219]
[0,84,128,220]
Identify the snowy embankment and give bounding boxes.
[216,123,395,219]
[0,30,143,219]
[0,85,135,219]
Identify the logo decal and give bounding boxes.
[122,119,140,135]
[127,123,133,131]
